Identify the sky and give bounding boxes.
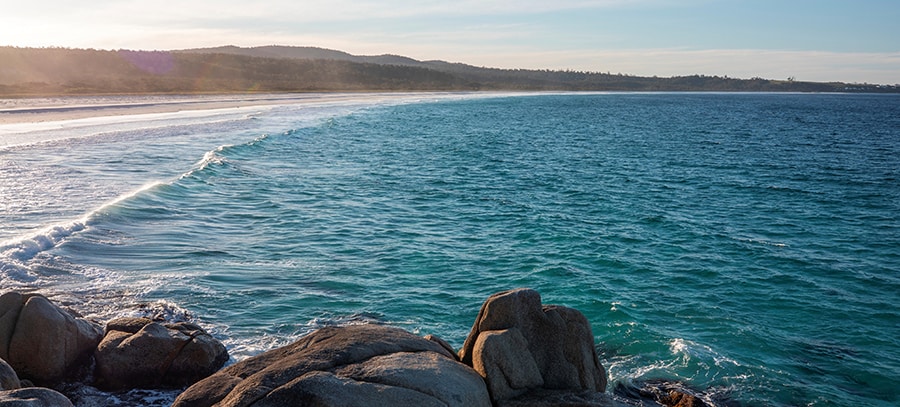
[2,0,899,84]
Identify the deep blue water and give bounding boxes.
[1,93,898,406]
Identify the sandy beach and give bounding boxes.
[0,91,501,149]
[0,93,446,125]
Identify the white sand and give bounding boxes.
[0,92,462,125]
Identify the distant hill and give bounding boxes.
[0,46,468,96]
[177,45,433,67]
[1,45,897,97]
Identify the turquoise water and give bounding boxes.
[1,93,898,406]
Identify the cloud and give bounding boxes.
[4,0,668,27]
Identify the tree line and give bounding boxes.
[1,46,896,97]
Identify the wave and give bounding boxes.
[669,338,742,370]
[0,130,282,281]
[1,128,283,274]
[179,134,274,182]
[0,220,87,263]
[0,182,164,278]
[196,146,231,171]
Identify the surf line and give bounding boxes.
[0,140,240,264]
[0,181,165,263]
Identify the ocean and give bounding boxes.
[1,92,898,406]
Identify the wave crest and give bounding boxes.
[0,181,163,270]
[1,220,87,262]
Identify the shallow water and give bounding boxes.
[2,92,898,406]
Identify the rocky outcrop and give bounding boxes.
[173,324,490,407]
[0,292,102,385]
[0,358,20,391]
[459,288,607,404]
[0,387,74,407]
[0,355,77,406]
[93,317,228,390]
[0,288,620,406]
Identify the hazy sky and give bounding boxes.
[2,0,898,84]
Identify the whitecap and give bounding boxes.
[121,299,194,323]
[0,181,163,265]
[670,337,738,365]
[196,147,229,171]
[0,220,86,262]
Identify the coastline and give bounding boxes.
[0,97,271,125]
[0,92,470,125]
[3,92,895,406]
[1,288,696,407]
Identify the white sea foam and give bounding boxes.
[0,181,163,266]
[669,337,691,355]
[67,384,180,407]
[120,299,195,323]
[197,146,230,170]
[0,106,267,150]
[176,145,234,181]
[607,354,683,384]
[0,92,495,146]
[734,236,789,248]
[0,220,86,262]
[670,338,740,367]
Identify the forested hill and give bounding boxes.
[1,46,897,96]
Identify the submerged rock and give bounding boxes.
[458,288,608,404]
[614,380,715,407]
[93,317,228,390]
[173,324,490,407]
[0,292,102,385]
[498,388,634,407]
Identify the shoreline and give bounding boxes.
[5,90,893,125]
[0,92,477,125]
[1,288,703,407]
